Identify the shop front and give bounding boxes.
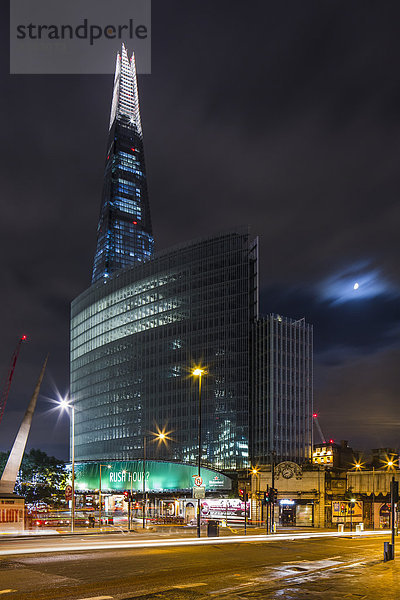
[374,502,391,529]
[71,460,232,526]
[251,462,326,528]
[0,494,25,532]
[278,499,314,527]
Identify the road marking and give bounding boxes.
[76,596,113,600]
[173,583,207,589]
[0,592,17,596]
[210,582,255,594]
[333,561,364,570]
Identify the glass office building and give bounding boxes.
[71,45,313,474]
[250,314,313,464]
[71,231,258,471]
[92,44,154,284]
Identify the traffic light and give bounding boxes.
[238,489,248,502]
[123,490,131,502]
[269,488,278,503]
[263,490,270,504]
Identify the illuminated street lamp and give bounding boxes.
[251,467,260,527]
[142,430,171,528]
[192,366,206,538]
[99,464,111,529]
[58,396,75,533]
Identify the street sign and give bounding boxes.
[193,486,205,499]
[192,475,203,487]
[65,485,72,501]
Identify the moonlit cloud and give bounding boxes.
[318,263,397,304]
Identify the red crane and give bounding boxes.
[0,335,27,425]
[312,412,327,444]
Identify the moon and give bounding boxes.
[353,282,359,290]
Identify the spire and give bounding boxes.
[109,44,142,135]
[92,44,154,284]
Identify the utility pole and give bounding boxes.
[384,477,398,561]
[143,435,147,529]
[244,490,247,535]
[271,451,276,533]
[391,477,398,557]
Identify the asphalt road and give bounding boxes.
[0,533,398,600]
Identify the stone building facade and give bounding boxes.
[250,463,400,529]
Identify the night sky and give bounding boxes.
[1,1,399,460]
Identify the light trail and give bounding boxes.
[0,530,390,557]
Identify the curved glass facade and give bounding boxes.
[71,231,258,470]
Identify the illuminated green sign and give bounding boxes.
[74,460,232,492]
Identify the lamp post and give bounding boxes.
[141,430,167,528]
[59,397,75,533]
[192,367,205,538]
[143,435,147,529]
[270,450,276,533]
[372,466,375,530]
[251,467,262,527]
[99,464,111,529]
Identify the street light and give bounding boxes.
[142,436,147,529]
[192,366,206,538]
[251,467,260,527]
[58,396,75,533]
[142,430,171,528]
[99,464,111,529]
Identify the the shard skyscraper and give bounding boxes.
[71,44,312,474]
[92,44,154,283]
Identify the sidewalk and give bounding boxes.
[214,552,400,599]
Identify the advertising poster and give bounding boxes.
[200,499,250,522]
[332,501,363,523]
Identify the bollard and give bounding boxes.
[384,542,393,561]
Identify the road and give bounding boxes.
[0,532,398,599]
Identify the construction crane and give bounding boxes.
[313,411,327,444]
[0,335,27,425]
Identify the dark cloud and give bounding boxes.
[315,348,400,450]
[0,1,399,458]
[260,287,400,359]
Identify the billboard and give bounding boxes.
[73,460,232,492]
[332,501,363,523]
[200,498,249,521]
